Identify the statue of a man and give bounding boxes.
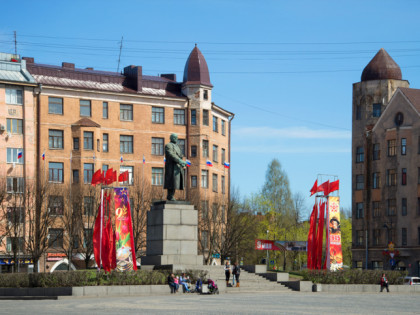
[164,133,187,201]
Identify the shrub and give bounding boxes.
[300,269,408,284]
[0,273,30,288]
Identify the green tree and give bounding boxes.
[340,208,352,267]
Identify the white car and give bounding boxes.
[403,277,420,285]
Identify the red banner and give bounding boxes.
[328,196,343,270]
[255,240,286,251]
[114,188,137,271]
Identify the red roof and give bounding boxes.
[183,45,212,87]
[361,48,402,82]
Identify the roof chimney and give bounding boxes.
[161,73,176,81]
[62,62,75,69]
[123,65,142,92]
[22,57,34,64]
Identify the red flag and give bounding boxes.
[329,180,339,194]
[91,169,102,185]
[113,170,117,182]
[318,180,330,196]
[316,202,325,269]
[310,180,318,196]
[312,203,318,269]
[104,168,115,185]
[118,171,129,182]
[93,199,104,268]
[307,203,318,270]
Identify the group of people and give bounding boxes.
[224,261,241,287]
[167,273,191,293]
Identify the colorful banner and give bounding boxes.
[328,196,343,271]
[114,188,137,271]
[255,240,307,251]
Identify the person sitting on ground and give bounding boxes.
[168,273,178,293]
[179,273,191,293]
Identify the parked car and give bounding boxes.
[403,277,420,285]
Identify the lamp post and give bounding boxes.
[266,230,269,271]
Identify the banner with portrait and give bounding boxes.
[328,196,343,271]
[114,188,137,271]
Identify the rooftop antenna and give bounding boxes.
[14,31,17,55]
[117,36,123,73]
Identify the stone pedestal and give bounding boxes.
[142,201,203,266]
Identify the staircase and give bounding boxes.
[197,265,292,293]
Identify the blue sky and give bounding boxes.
[2,0,420,217]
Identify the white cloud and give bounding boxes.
[233,126,351,140]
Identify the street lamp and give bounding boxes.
[266,230,269,271]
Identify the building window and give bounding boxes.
[372,103,381,117]
[402,198,407,216]
[221,205,226,223]
[356,203,364,219]
[80,100,91,117]
[83,196,94,216]
[387,198,396,216]
[83,229,93,248]
[201,230,208,249]
[73,169,79,184]
[191,175,197,187]
[201,201,208,219]
[48,229,63,248]
[152,137,164,155]
[174,109,185,125]
[6,118,23,134]
[222,176,225,194]
[372,201,380,218]
[373,143,380,160]
[402,168,407,185]
[49,162,63,183]
[221,120,226,136]
[103,102,108,119]
[212,203,218,222]
[73,137,79,150]
[221,148,226,164]
[152,107,164,124]
[6,207,25,224]
[386,169,396,186]
[49,129,64,149]
[84,163,94,184]
[120,104,133,121]
[151,168,164,186]
[201,170,209,188]
[373,229,381,246]
[49,196,64,216]
[103,134,109,152]
[119,166,134,185]
[213,116,218,132]
[356,230,363,246]
[356,105,361,120]
[84,131,93,150]
[7,148,24,164]
[202,140,209,158]
[6,237,24,252]
[387,139,396,156]
[356,146,364,163]
[372,260,383,269]
[102,164,109,172]
[191,109,197,125]
[402,228,407,246]
[6,177,24,193]
[6,87,23,105]
[48,97,63,114]
[213,145,218,162]
[178,139,185,156]
[418,198,420,216]
[204,90,208,100]
[191,145,197,157]
[356,175,364,190]
[372,172,380,189]
[401,138,407,155]
[212,174,218,192]
[120,135,133,153]
[203,110,209,126]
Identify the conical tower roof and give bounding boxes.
[361,48,402,81]
[183,45,212,87]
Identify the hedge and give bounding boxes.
[300,269,408,284]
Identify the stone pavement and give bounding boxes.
[1,291,419,314]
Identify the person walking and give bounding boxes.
[380,273,389,292]
[233,262,241,287]
[224,261,231,287]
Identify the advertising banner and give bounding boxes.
[328,196,343,270]
[114,188,137,271]
[255,240,307,251]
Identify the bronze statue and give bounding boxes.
[164,133,187,201]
